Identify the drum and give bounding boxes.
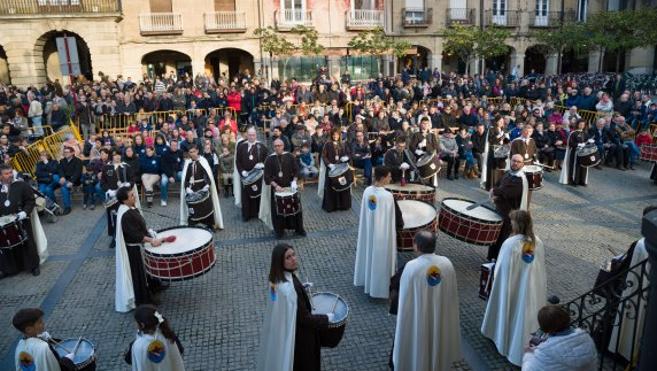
[275,190,301,216]
[104,196,118,209]
[415,152,440,179]
[640,145,657,162]
[242,169,263,199]
[53,338,96,371]
[0,216,27,249]
[397,200,438,251]
[311,292,349,348]
[143,226,216,281]
[328,163,353,192]
[524,165,544,191]
[479,262,495,300]
[438,198,503,246]
[493,145,510,169]
[384,183,435,203]
[185,190,214,222]
[576,143,601,167]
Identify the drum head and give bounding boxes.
[54,339,95,365]
[524,165,542,173]
[416,152,435,167]
[384,183,434,192]
[329,163,349,177]
[145,227,213,256]
[312,292,349,323]
[442,198,502,222]
[244,169,263,184]
[398,200,436,229]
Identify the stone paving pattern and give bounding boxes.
[1,161,656,370]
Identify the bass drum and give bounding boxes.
[328,163,353,192]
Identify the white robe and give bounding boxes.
[480,129,490,189]
[179,157,224,229]
[353,185,397,299]
[115,204,136,313]
[522,328,598,371]
[15,337,60,371]
[256,271,297,371]
[512,168,529,212]
[608,238,650,361]
[258,153,278,230]
[481,234,547,366]
[233,138,244,207]
[317,158,326,199]
[130,328,185,371]
[393,254,462,371]
[31,208,48,264]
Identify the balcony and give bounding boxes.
[402,8,433,28]
[0,0,120,17]
[446,8,475,26]
[484,9,520,27]
[139,13,183,35]
[275,9,312,30]
[346,9,384,30]
[528,10,577,27]
[204,11,247,33]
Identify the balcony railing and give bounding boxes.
[276,9,312,29]
[346,9,384,30]
[529,10,577,27]
[139,13,183,35]
[484,9,520,27]
[446,8,475,26]
[402,7,433,27]
[204,11,246,33]
[0,0,120,17]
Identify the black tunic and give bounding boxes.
[264,153,304,233]
[322,141,351,212]
[567,130,589,186]
[408,131,440,158]
[101,163,134,236]
[383,148,414,183]
[184,160,215,228]
[0,180,40,276]
[291,273,329,371]
[651,163,657,184]
[510,137,538,165]
[485,127,508,191]
[235,141,268,220]
[121,208,155,306]
[488,172,524,260]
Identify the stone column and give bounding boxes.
[545,53,559,75]
[468,58,480,75]
[638,210,657,370]
[588,49,603,73]
[327,55,341,81]
[510,52,525,77]
[626,46,655,74]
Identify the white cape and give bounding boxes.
[15,337,60,371]
[522,328,598,371]
[115,204,136,313]
[393,254,462,371]
[258,155,273,230]
[179,157,224,229]
[256,271,297,371]
[481,234,547,366]
[130,328,186,371]
[480,129,490,189]
[31,208,48,264]
[608,238,650,360]
[353,186,397,298]
[559,131,588,185]
[512,169,529,211]
[233,138,244,207]
[317,158,326,199]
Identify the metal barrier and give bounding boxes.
[12,123,82,176]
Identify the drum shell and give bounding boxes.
[438,197,503,246]
[242,170,263,200]
[275,192,301,216]
[416,153,440,179]
[479,262,495,300]
[142,226,216,281]
[311,292,349,348]
[640,145,657,162]
[328,164,353,192]
[397,201,438,251]
[524,166,543,191]
[576,144,601,167]
[104,197,118,209]
[384,183,435,203]
[186,190,214,222]
[53,338,96,371]
[0,219,27,249]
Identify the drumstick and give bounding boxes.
[465,199,492,211]
[71,336,82,357]
[531,161,555,170]
[330,295,340,314]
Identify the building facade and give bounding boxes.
[0,0,654,87]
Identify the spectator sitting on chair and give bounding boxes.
[298,143,318,180]
[35,151,60,202]
[49,103,67,131]
[350,130,373,185]
[57,146,82,215]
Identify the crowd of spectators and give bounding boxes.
[0,67,655,215]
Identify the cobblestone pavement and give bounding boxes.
[1,161,656,370]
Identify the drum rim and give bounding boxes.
[147,257,216,281]
[440,197,503,224]
[524,165,543,173]
[54,338,96,365]
[185,190,210,203]
[384,183,435,193]
[311,291,349,327]
[242,169,264,185]
[144,226,214,257]
[398,199,437,230]
[416,152,435,167]
[328,163,349,177]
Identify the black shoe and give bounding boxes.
[617,166,626,171]
[63,208,71,215]
[629,165,635,170]
[109,240,115,249]
[454,174,459,180]
[296,229,307,237]
[32,267,40,276]
[90,204,95,210]
[147,201,153,208]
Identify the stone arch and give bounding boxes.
[485,45,515,75]
[34,29,93,82]
[204,48,255,82]
[524,45,550,74]
[398,44,433,76]
[141,50,193,79]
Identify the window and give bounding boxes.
[405,0,425,23]
[150,0,172,13]
[535,0,549,26]
[278,56,327,82]
[353,0,376,10]
[492,0,506,16]
[577,0,587,22]
[215,0,235,11]
[341,55,381,81]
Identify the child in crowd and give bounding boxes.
[635,128,653,148]
[81,163,98,210]
[124,305,185,371]
[298,143,318,180]
[456,127,476,178]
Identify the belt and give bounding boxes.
[126,242,144,248]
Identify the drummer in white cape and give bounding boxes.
[392,231,462,371]
[487,154,528,261]
[481,210,547,367]
[13,308,76,371]
[124,305,186,371]
[180,144,224,230]
[0,163,47,278]
[115,186,168,313]
[235,127,268,221]
[257,243,330,371]
[259,138,306,239]
[354,166,403,299]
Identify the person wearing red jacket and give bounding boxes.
[219,111,238,135]
[227,87,242,117]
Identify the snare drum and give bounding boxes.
[438,198,503,246]
[328,163,353,192]
[53,338,96,371]
[143,226,216,281]
[479,262,495,300]
[524,165,544,191]
[311,292,349,348]
[185,190,214,222]
[0,216,26,249]
[415,152,440,179]
[640,145,657,162]
[397,200,438,251]
[576,143,601,167]
[384,183,435,203]
[242,169,263,199]
[275,190,301,216]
